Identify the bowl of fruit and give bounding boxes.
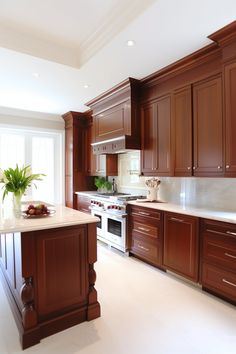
[22,203,55,218]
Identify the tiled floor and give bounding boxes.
[0,243,235,354]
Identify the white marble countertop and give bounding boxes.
[0,204,99,234]
[75,191,97,197]
[128,200,236,224]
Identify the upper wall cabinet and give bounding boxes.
[141,95,172,176]
[224,61,236,176]
[193,76,223,177]
[86,78,141,154]
[172,86,192,176]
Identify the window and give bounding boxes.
[0,127,64,205]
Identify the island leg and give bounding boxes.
[87,223,101,320]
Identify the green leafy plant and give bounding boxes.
[94,177,112,191]
[0,164,45,201]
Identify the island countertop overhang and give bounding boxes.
[0,204,99,233]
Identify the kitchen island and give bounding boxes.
[0,204,100,349]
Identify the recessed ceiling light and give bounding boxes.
[84,84,89,88]
[127,40,135,47]
[32,72,39,78]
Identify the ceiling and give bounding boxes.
[0,0,236,117]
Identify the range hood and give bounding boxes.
[86,78,141,154]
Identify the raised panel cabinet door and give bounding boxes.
[156,95,172,175]
[193,76,223,176]
[173,86,192,176]
[163,213,199,281]
[94,103,128,142]
[141,102,158,174]
[36,226,88,317]
[224,61,236,176]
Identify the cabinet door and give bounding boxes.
[141,102,157,174]
[173,86,192,176]
[156,95,172,175]
[193,76,223,176]
[224,61,236,176]
[163,213,199,281]
[141,96,172,176]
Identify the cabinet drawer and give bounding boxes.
[201,219,236,239]
[132,221,159,239]
[130,206,161,222]
[131,237,160,265]
[203,235,236,271]
[202,263,236,302]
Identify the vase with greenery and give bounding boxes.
[94,177,112,193]
[0,165,45,217]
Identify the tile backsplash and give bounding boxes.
[113,151,236,211]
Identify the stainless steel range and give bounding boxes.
[90,193,145,252]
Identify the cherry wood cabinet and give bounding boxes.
[128,205,163,268]
[62,111,95,209]
[89,154,118,176]
[200,219,236,304]
[86,78,141,153]
[141,95,172,176]
[163,212,199,282]
[193,76,223,176]
[172,86,192,176]
[224,61,236,176]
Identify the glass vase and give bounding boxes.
[13,193,23,218]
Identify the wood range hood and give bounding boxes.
[86,78,141,154]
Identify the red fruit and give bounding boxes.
[28,208,35,215]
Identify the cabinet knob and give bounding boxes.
[187,167,191,170]
[226,165,230,169]
[193,166,196,170]
[152,167,157,170]
[217,166,222,169]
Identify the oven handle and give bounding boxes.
[106,213,127,220]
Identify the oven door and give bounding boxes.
[105,214,126,248]
[91,209,105,238]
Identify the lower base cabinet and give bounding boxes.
[128,206,236,305]
[200,219,236,304]
[128,205,163,268]
[163,212,199,282]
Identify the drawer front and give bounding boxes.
[132,221,159,239]
[132,237,160,264]
[130,206,161,222]
[202,263,236,301]
[201,219,236,240]
[203,235,236,271]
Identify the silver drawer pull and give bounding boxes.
[222,279,236,288]
[226,231,236,236]
[138,227,150,232]
[137,244,149,252]
[170,217,184,222]
[225,252,236,259]
[138,211,150,216]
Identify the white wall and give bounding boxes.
[115,151,236,211]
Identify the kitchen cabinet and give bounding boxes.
[224,61,236,176]
[86,78,141,153]
[163,212,199,282]
[200,219,236,304]
[63,111,95,209]
[172,86,192,176]
[141,95,172,176]
[193,76,223,176]
[128,205,163,268]
[89,154,118,176]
